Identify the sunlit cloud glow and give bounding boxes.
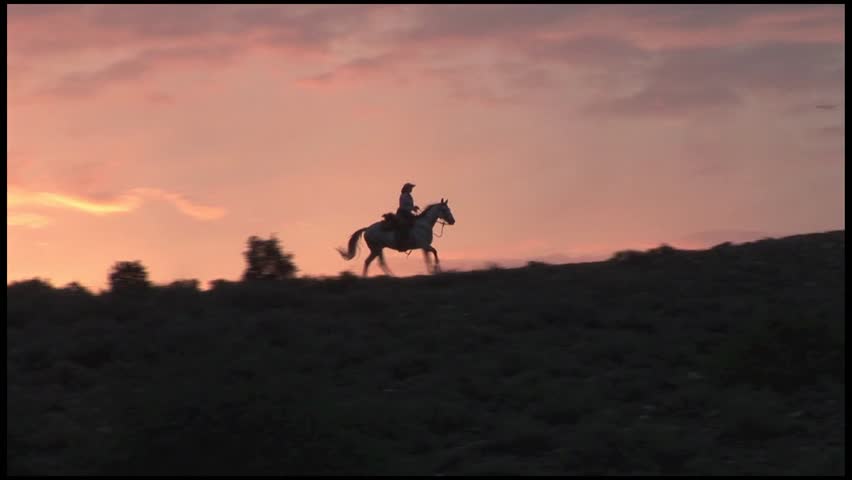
[131,188,227,220]
[8,186,226,220]
[8,188,140,215]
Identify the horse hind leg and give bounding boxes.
[363,251,378,277]
[378,251,394,276]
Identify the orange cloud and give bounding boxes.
[8,188,140,215]
[297,51,416,89]
[131,188,227,220]
[8,186,226,220]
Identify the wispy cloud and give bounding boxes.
[9,4,393,101]
[586,41,843,118]
[8,188,141,215]
[586,83,744,117]
[291,6,845,114]
[131,188,227,220]
[7,186,226,220]
[297,51,414,89]
[36,44,241,99]
[10,4,844,110]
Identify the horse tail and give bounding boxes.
[337,227,368,260]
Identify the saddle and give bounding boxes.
[380,212,398,230]
[381,212,415,250]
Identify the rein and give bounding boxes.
[434,220,448,238]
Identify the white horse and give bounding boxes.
[337,199,456,276]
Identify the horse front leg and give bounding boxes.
[426,246,441,273]
[422,248,434,274]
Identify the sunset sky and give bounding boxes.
[7,4,845,290]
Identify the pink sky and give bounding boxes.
[7,5,845,290]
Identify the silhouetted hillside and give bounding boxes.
[7,231,845,475]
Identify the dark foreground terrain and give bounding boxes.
[7,231,845,475]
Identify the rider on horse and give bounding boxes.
[396,182,419,248]
[339,189,455,276]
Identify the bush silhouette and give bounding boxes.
[166,279,200,291]
[108,261,151,293]
[611,249,643,263]
[63,282,91,296]
[611,244,680,264]
[8,277,54,294]
[242,235,298,281]
[208,279,232,291]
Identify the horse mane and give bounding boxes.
[380,202,442,223]
[415,203,442,219]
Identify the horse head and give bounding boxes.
[438,198,456,225]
